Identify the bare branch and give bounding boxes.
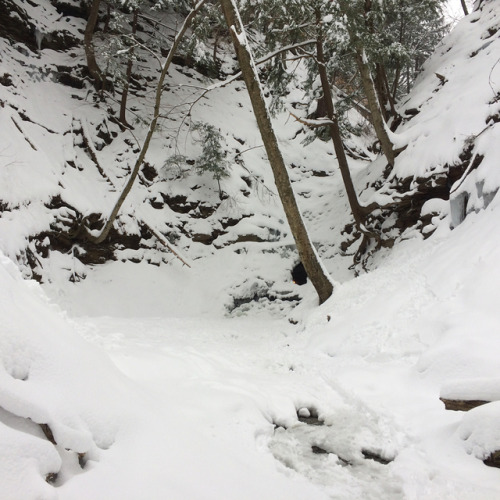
[289,111,335,128]
[86,0,208,246]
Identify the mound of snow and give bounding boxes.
[0,252,133,498]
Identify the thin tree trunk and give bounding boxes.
[85,0,208,244]
[392,62,401,100]
[119,9,138,127]
[219,0,333,304]
[460,0,469,15]
[84,0,106,90]
[374,63,389,121]
[379,63,397,118]
[374,63,397,120]
[355,48,395,166]
[338,0,395,166]
[314,25,368,230]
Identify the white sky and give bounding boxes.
[445,0,475,23]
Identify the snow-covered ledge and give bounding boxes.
[440,378,500,411]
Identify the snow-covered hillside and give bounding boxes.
[1,0,500,498]
[0,0,369,310]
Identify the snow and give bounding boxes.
[389,0,500,184]
[3,192,500,498]
[441,379,500,401]
[458,402,500,460]
[2,0,500,499]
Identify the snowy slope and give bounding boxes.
[360,0,500,240]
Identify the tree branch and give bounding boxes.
[85,0,208,245]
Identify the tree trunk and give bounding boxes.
[85,0,207,244]
[338,0,395,166]
[314,27,368,230]
[84,0,106,90]
[391,62,401,100]
[119,9,138,127]
[460,0,469,16]
[219,0,333,304]
[355,48,395,166]
[374,63,388,121]
[374,63,397,120]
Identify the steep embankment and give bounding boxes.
[0,0,372,315]
[360,0,500,242]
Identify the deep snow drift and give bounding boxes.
[1,0,500,499]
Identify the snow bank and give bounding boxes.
[441,378,500,402]
[458,401,500,461]
[0,251,133,498]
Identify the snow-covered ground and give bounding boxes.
[2,0,500,498]
[2,188,500,499]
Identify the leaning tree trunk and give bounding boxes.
[338,0,395,167]
[460,0,469,15]
[355,48,395,167]
[314,14,383,263]
[315,26,368,231]
[84,0,106,91]
[219,0,333,304]
[84,0,208,244]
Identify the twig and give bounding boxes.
[79,119,115,186]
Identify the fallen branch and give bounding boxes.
[289,111,335,128]
[143,222,191,268]
[79,119,115,186]
[11,117,37,151]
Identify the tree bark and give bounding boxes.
[355,48,395,166]
[84,0,106,90]
[85,0,207,244]
[374,63,397,120]
[338,0,395,166]
[314,27,368,230]
[219,0,333,304]
[314,14,385,263]
[460,0,469,16]
[391,62,401,100]
[119,9,138,127]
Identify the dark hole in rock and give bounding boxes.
[46,472,58,484]
[78,452,87,469]
[362,449,393,465]
[292,262,307,285]
[312,445,328,454]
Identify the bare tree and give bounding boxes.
[219,0,334,304]
[84,0,107,90]
[83,0,208,244]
